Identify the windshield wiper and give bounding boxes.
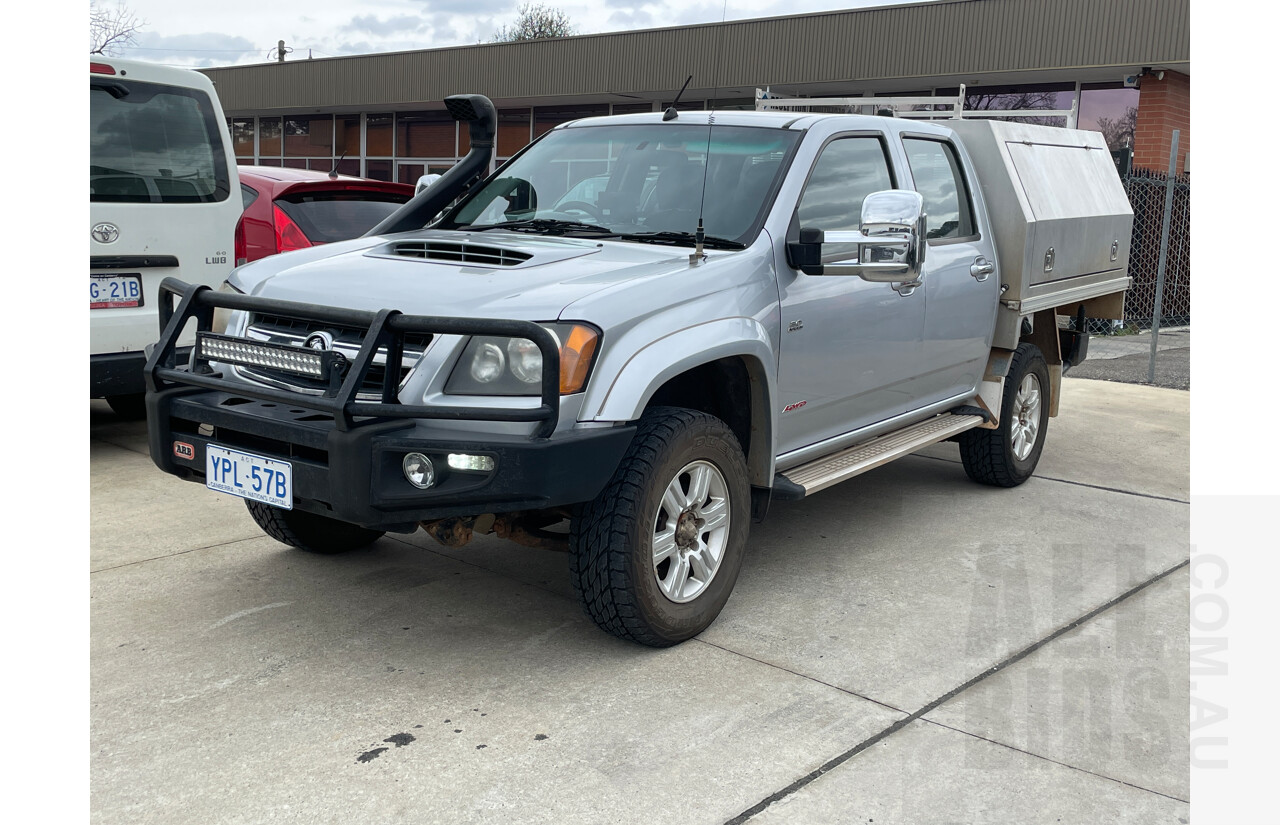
[464,218,617,236]
[614,231,746,250]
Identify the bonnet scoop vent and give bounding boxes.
[385,240,533,267]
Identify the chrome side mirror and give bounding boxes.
[786,190,926,286]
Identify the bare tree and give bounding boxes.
[963,90,1065,126]
[491,3,577,42]
[90,1,145,56]
[1095,106,1139,151]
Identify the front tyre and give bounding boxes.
[958,342,1050,487]
[570,406,750,647]
[244,500,385,554]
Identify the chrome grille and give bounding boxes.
[234,313,433,398]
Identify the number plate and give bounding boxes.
[206,445,293,509]
[90,273,143,309]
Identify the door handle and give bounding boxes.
[970,257,994,281]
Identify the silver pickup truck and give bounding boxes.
[144,94,1132,646]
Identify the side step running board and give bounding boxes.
[777,413,985,496]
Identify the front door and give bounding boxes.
[775,134,929,456]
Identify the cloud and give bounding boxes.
[415,0,511,14]
[349,14,431,37]
[123,30,261,67]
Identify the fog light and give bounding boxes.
[447,453,495,472]
[402,453,436,489]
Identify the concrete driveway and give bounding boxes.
[90,377,1190,824]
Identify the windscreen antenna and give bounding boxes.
[691,0,730,264]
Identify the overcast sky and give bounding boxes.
[105,0,915,68]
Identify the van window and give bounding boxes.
[90,79,232,204]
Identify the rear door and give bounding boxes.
[899,134,1000,404]
[90,60,240,357]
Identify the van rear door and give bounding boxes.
[89,60,239,392]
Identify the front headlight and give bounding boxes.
[445,323,599,396]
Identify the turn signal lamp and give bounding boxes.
[559,325,598,394]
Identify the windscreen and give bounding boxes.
[276,191,413,243]
[445,122,801,244]
[90,78,231,204]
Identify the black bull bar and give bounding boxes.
[143,277,562,438]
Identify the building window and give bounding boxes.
[397,112,456,159]
[533,104,610,139]
[284,115,333,158]
[942,83,1075,127]
[367,114,393,157]
[611,102,655,115]
[1079,83,1140,151]
[495,108,532,158]
[365,159,392,181]
[230,118,254,157]
[335,115,361,158]
[397,163,425,185]
[258,117,282,157]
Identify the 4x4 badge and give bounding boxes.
[92,222,119,243]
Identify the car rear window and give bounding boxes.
[90,78,231,204]
[274,192,412,243]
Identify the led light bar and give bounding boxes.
[198,333,339,379]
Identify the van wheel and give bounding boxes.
[569,406,750,647]
[244,500,385,554]
[106,393,147,420]
[958,342,1049,487]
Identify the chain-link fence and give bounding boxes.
[1087,168,1190,335]
[1119,169,1191,332]
[1071,166,1190,388]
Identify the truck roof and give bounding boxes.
[557,109,954,135]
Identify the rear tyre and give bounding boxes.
[958,342,1049,487]
[569,406,750,647]
[105,393,147,420]
[244,500,385,554]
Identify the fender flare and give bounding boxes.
[582,316,777,485]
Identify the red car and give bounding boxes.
[235,167,415,263]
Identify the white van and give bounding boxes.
[90,58,241,417]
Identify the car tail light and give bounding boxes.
[90,62,116,75]
[273,204,312,253]
[234,216,248,265]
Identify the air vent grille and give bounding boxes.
[388,241,532,267]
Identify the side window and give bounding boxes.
[796,137,894,232]
[240,184,259,211]
[902,138,975,240]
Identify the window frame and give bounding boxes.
[898,133,980,246]
[791,131,899,237]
